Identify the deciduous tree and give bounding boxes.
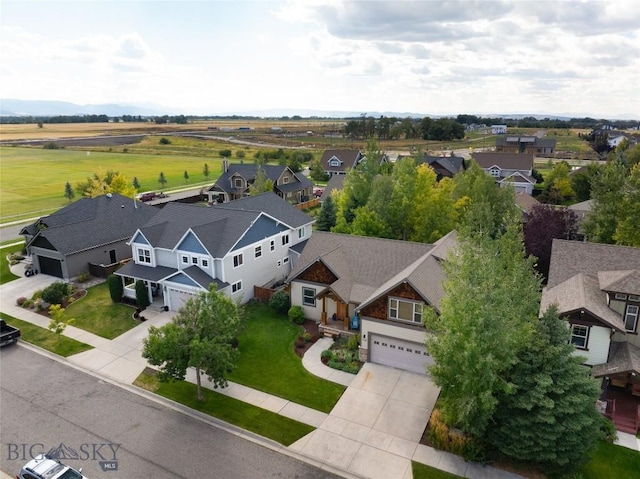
[142,286,241,401]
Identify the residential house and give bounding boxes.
[418,154,466,180]
[471,152,537,194]
[205,162,313,204]
[319,174,346,204]
[115,192,314,311]
[495,134,556,156]
[319,149,388,177]
[20,193,159,280]
[540,239,640,433]
[567,199,593,241]
[491,125,507,134]
[514,191,540,215]
[287,230,457,375]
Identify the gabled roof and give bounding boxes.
[547,240,640,289]
[471,152,534,171]
[514,191,540,213]
[22,193,159,255]
[540,273,626,332]
[598,270,640,296]
[320,149,363,172]
[592,341,640,378]
[499,171,536,185]
[287,232,434,305]
[420,155,465,176]
[135,192,313,257]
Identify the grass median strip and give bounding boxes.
[228,303,346,413]
[412,462,462,479]
[1,312,93,357]
[134,369,314,446]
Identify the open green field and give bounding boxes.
[0,146,225,221]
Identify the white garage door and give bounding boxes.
[369,334,433,375]
[167,288,196,312]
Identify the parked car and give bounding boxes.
[17,454,85,479]
[0,319,20,347]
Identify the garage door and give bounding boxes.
[37,256,63,278]
[369,334,433,375]
[167,288,196,311]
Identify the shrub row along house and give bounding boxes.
[114,192,313,310]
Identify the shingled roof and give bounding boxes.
[471,152,534,171]
[592,341,640,378]
[22,193,159,255]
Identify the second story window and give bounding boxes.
[233,253,243,268]
[282,234,289,246]
[625,305,639,332]
[138,248,151,264]
[298,228,305,239]
[570,324,589,349]
[234,178,243,188]
[270,240,275,251]
[255,245,262,258]
[388,298,423,324]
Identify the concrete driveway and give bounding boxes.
[291,362,440,479]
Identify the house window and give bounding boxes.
[298,227,305,239]
[283,256,289,264]
[233,253,243,268]
[234,178,243,188]
[570,324,589,349]
[615,293,628,300]
[202,259,208,268]
[138,248,151,264]
[277,259,282,267]
[282,234,289,246]
[232,281,242,293]
[192,257,198,264]
[329,158,341,167]
[255,245,262,258]
[388,298,423,324]
[303,287,316,307]
[629,294,640,302]
[283,176,289,184]
[625,305,639,332]
[270,240,275,252]
[489,167,500,178]
[182,255,188,264]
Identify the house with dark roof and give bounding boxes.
[540,239,640,433]
[287,230,457,375]
[205,162,313,204]
[514,191,540,215]
[418,154,466,180]
[319,149,391,177]
[495,134,556,156]
[115,192,314,310]
[20,193,159,280]
[471,152,537,194]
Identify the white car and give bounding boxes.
[17,454,85,479]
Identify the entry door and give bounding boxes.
[109,249,117,264]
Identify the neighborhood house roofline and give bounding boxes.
[171,228,212,256]
[355,278,431,314]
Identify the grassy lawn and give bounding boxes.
[134,369,314,446]
[1,312,93,357]
[0,242,23,285]
[64,283,139,339]
[228,303,346,413]
[412,462,462,479]
[577,440,640,479]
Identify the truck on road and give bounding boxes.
[0,319,20,347]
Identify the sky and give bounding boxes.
[1,0,639,119]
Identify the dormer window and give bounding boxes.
[329,158,342,167]
[234,178,243,188]
[489,167,500,178]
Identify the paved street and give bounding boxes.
[0,346,344,479]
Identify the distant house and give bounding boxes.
[287,230,457,375]
[495,134,556,156]
[471,152,537,194]
[540,240,640,433]
[319,149,365,176]
[20,194,159,280]
[115,193,314,311]
[418,154,466,180]
[205,162,313,204]
[514,191,540,215]
[491,125,507,134]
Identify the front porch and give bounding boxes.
[317,290,359,338]
[318,317,358,339]
[602,384,640,434]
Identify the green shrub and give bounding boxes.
[135,280,150,310]
[343,363,361,374]
[268,290,290,314]
[41,281,70,305]
[327,359,344,370]
[347,334,360,351]
[598,415,618,443]
[288,305,305,325]
[31,290,43,300]
[22,299,34,309]
[107,274,124,303]
[159,137,172,145]
[321,349,333,360]
[76,271,91,283]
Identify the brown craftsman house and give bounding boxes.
[540,239,640,433]
[287,230,457,375]
[495,134,556,156]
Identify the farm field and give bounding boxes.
[0,146,224,221]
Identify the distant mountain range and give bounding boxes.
[1,98,635,121]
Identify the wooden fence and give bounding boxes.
[295,198,320,210]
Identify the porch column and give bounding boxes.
[147,283,153,305]
[321,297,327,325]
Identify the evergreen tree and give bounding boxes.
[64,181,75,202]
[487,306,604,475]
[316,195,337,231]
[132,177,140,191]
[183,170,189,183]
[203,163,209,179]
[158,171,167,189]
